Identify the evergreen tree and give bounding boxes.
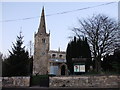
[83,37,92,71]
[3,32,30,76]
[66,43,73,74]
[66,37,92,74]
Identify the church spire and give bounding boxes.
[38,7,46,34]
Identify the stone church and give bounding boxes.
[33,7,68,75]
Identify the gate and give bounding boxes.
[30,75,49,87]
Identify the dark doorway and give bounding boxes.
[61,65,65,75]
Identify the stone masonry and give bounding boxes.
[2,77,30,87]
[33,7,50,75]
[49,75,120,88]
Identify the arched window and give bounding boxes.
[52,54,56,58]
[42,38,46,43]
[59,54,62,58]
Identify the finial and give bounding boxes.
[58,47,60,52]
[49,30,50,34]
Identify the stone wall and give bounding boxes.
[2,77,30,87]
[49,75,120,88]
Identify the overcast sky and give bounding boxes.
[1,1,118,56]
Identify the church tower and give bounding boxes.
[33,7,50,75]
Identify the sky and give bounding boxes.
[0,1,118,56]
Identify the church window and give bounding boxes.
[52,54,56,58]
[42,38,46,43]
[59,55,62,58]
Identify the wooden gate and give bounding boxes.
[30,75,49,87]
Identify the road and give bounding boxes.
[2,87,120,90]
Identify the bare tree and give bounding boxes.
[72,14,120,72]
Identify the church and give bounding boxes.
[33,7,68,76]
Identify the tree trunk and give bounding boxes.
[95,57,101,73]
